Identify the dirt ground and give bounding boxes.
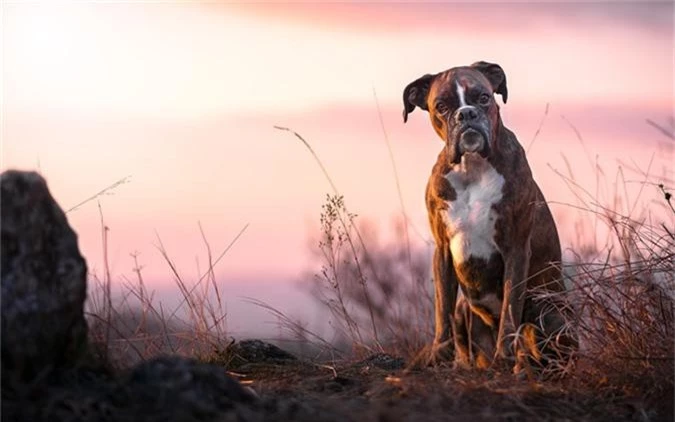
[220,353,674,422]
[3,341,672,422]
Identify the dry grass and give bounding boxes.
[555,121,675,396]
[303,196,433,359]
[85,207,248,368]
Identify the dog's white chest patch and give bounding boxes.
[443,162,505,264]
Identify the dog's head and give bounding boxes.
[402,61,508,164]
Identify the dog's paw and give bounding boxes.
[495,327,517,361]
[451,357,472,371]
[406,341,454,371]
[513,358,536,381]
[429,340,455,365]
[487,355,512,374]
[493,344,513,362]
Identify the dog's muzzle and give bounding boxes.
[449,106,490,162]
[459,128,484,153]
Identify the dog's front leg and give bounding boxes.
[495,239,531,365]
[430,245,458,363]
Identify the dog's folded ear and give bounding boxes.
[471,61,508,104]
[402,74,435,123]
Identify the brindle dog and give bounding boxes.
[403,61,576,374]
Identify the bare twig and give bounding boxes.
[67,175,131,213]
[526,102,549,155]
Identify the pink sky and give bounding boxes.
[2,2,673,337]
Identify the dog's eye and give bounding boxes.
[479,93,491,105]
[435,102,449,114]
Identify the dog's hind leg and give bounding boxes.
[538,297,578,367]
[518,296,578,375]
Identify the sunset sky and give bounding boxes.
[2,1,673,336]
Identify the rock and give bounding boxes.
[357,353,406,371]
[4,356,260,422]
[221,339,298,368]
[112,356,258,421]
[1,170,89,387]
[3,362,117,422]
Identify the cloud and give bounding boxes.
[227,2,673,36]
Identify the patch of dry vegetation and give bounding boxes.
[304,195,433,359]
[85,213,247,368]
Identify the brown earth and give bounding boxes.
[203,344,674,422]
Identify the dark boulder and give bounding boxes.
[113,356,258,421]
[1,170,89,387]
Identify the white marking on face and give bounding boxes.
[456,82,467,107]
[442,159,505,264]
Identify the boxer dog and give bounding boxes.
[403,61,576,374]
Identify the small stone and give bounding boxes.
[358,353,406,371]
[225,339,298,366]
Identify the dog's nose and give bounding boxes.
[456,106,479,123]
